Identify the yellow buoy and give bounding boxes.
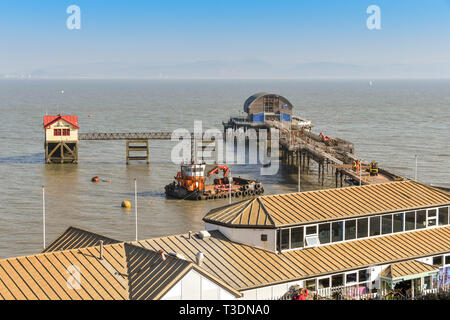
[121,200,131,209]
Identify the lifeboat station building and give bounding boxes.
[0,181,449,300]
[43,115,79,163]
[243,92,293,123]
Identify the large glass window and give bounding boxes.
[291,227,304,249]
[427,209,437,227]
[305,279,316,291]
[345,220,356,240]
[331,274,344,287]
[318,223,331,244]
[358,269,370,282]
[393,213,404,233]
[332,222,343,242]
[318,277,330,289]
[305,226,317,235]
[346,272,357,285]
[281,229,289,250]
[433,256,443,266]
[405,211,415,231]
[357,218,368,238]
[416,210,426,229]
[382,215,393,235]
[446,256,450,265]
[369,216,380,236]
[439,207,449,226]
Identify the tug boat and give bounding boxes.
[164,163,264,200]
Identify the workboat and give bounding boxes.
[164,163,264,200]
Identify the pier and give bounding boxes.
[43,92,405,187]
[224,93,405,187]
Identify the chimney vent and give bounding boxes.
[198,230,211,239]
[99,240,104,260]
[159,249,166,261]
[188,231,193,239]
[195,252,204,266]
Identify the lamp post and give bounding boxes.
[135,178,138,242]
[42,186,46,249]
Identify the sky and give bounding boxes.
[0,0,449,77]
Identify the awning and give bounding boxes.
[380,260,439,287]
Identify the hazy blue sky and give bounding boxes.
[1,0,449,75]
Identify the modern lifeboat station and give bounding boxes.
[0,180,449,300]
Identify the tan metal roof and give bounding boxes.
[380,260,439,280]
[42,226,120,253]
[0,242,241,300]
[135,226,450,291]
[203,181,450,228]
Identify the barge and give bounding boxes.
[164,163,264,200]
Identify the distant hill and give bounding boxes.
[3,60,450,79]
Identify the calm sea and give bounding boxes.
[0,79,449,258]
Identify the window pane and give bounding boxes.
[359,269,370,282]
[281,229,289,250]
[357,218,368,238]
[405,211,415,231]
[318,223,331,244]
[306,226,317,235]
[439,207,449,226]
[433,256,443,266]
[346,273,357,284]
[332,222,343,242]
[331,274,344,287]
[276,230,280,251]
[305,235,320,247]
[382,215,393,235]
[291,227,304,249]
[369,216,380,236]
[318,278,330,289]
[428,209,437,217]
[416,210,426,229]
[305,280,316,291]
[393,213,404,233]
[424,276,431,290]
[345,220,356,240]
[446,256,450,265]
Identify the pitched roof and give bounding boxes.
[0,243,129,300]
[380,260,439,280]
[42,226,120,253]
[203,181,450,228]
[1,236,241,300]
[135,226,450,291]
[43,115,79,129]
[204,198,275,228]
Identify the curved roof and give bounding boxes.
[243,92,294,113]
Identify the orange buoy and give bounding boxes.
[151,201,155,205]
[107,179,112,183]
[88,114,93,118]
[91,176,99,183]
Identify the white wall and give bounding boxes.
[205,223,277,252]
[161,269,237,300]
[240,280,303,300]
[45,120,78,142]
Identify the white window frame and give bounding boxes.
[277,206,448,253]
